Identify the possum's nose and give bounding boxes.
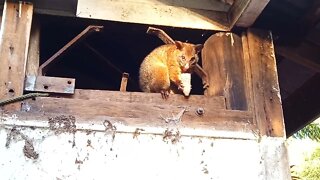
[182,64,189,72]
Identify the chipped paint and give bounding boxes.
[1,117,257,140]
[0,115,290,179]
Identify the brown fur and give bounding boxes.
[139,41,202,97]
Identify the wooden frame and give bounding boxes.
[0,1,284,140]
[0,2,291,179]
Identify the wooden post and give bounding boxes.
[246,29,285,137]
[0,1,33,110]
[202,32,248,110]
[120,72,129,92]
[26,17,40,76]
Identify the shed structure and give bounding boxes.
[0,0,296,179]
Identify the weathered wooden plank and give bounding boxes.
[234,0,270,27]
[202,32,248,110]
[76,0,230,31]
[68,89,226,109]
[247,29,285,137]
[24,76,75,94]
[26,17,40,76]
[110,0,232,11]
[241,32,254,112]
[228,0,251,27]
[0,1,33,110]
[21,97,254,134]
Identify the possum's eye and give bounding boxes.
[181,55,186,61]
[178,55,187,66]
[180,55,187,63]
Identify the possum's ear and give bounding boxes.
[175,41,184,50]
[195,44,203,53]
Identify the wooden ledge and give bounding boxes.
[11,89,256,137]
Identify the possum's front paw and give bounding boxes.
[177,84,184,91]
[160,90,170,99]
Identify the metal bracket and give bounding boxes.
[38,25,103,75]
[25,75,75,94]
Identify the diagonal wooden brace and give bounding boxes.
[38,25,103,75]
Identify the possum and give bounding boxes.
[139,41,203,98]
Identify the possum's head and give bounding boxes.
[175,41,203,72]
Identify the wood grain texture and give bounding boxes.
[104,0,232,11]
[76,0,230,31]
[228,0,250,27]
[241,33,254,112]
[69,89,226,109]
[21,96,254,133]
[0,1,33,110]
[202,32,248,110]
[234,0,270,27]
[26,17,40,76]
[246,29,285,137]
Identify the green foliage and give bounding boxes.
[309,147,320,161]
[300,147,320,180]
[290,123,320,179]
[293,123,320,142]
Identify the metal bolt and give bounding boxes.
[196,107,204,116]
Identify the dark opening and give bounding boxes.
[8,89,14,93]
[39,15,214,95]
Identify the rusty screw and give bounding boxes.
[196,107,204,116]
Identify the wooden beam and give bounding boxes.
[26,17,40,76]
[246,29,285,137]
[241,32,254,112]
[69,89,226,110]
[202,32,248,110]
[276,43,320,72]
[0,0,77,17]
[76,0,230,31]
[228,0,251,27]
[283,73,320,136]
[0,1,33,110]
[233,0,270,27]
[21,94,254,133]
